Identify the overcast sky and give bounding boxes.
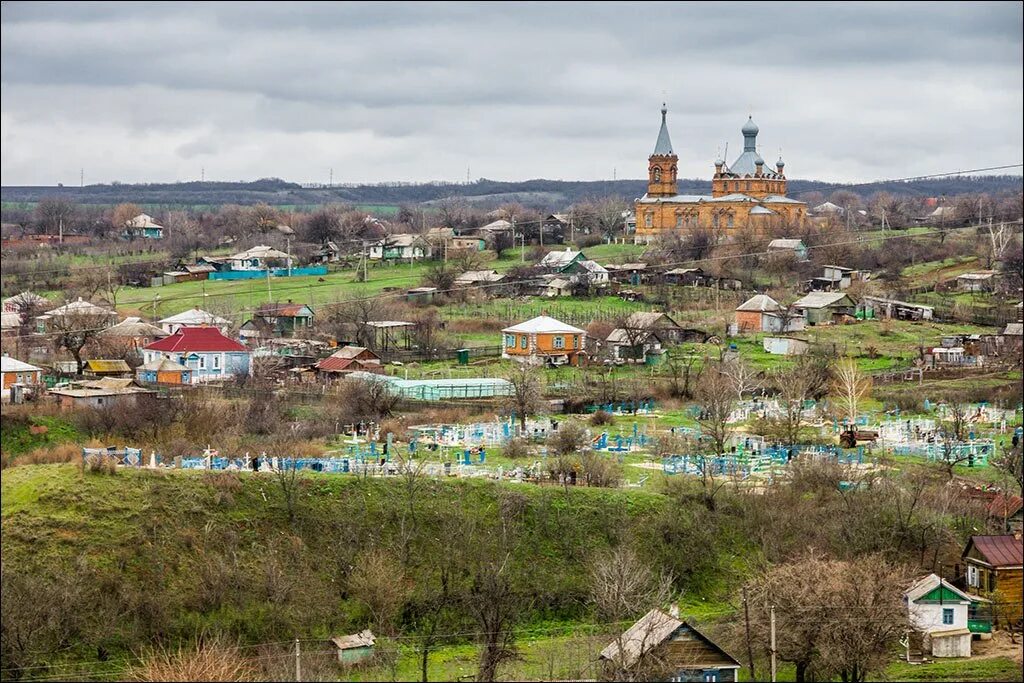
[2,1,1022,186]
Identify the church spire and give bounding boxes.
[652,103,674,156]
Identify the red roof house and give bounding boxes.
[316,346,384,378]
[142,327,250,383]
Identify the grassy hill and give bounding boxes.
[0,464,742,679]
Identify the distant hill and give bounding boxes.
[2,174,1020,211]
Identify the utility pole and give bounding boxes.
[294,638,301,682]
[59,217,64,245]
[80,168,84,187]
[770,605,777,683]
[743,587,755,681]
[286,236,292,277]
[569,213,575,245]
[329,168,333,188]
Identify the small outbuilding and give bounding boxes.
[330,629,375,664]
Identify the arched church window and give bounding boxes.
[670,165,677,181]
[644,212,653,228]
[726,213,734,228]
[652,167,662,182]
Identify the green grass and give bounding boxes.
[0,414,83,456]
[879,656,1023,682]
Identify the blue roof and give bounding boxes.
[652,104,674,156]
[729,116,761,175]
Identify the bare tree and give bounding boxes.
[992,442,1024,494]
[51,311,112,374]
[694,367,736,510]
[347,548,411,636]
[817,556,913,683]
[721,357,761,401]
[831,359,871,429]
[34,197,77,235]
[504,364,544,432]
[984,219,1015,269]
[765,364,815,447]
[590,547,674,681]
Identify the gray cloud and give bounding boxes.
[1,1,1021,186]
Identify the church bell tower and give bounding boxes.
[647,103,678,197]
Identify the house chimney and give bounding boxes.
[668,604,680,618]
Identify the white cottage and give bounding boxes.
[905,573,985,658]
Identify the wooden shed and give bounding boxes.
[330,629,375,664]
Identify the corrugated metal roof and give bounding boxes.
[145,326,247,353]
[791,292,853,309]
[331,630,376,651]
[86,359,132,373]
[967,535,1023,567]
[1,356,42,373]
[159,308,231,326]
[736,294,781,312]
[503,315,584,335]
[768,239,804,249]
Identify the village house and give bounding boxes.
[809,265,869,292]
[49,378,154,410]
[563,259,610,286]
[766,238,809,261]
[314,240,343,263]
[135,358,193,385]
[96,317,168,349]
[0,312,20,337]
[158,308,232,335]
[1,355,43,402]
[368,234,432,260]
[539,247,586,271]
[36,298,118,334]
[734,294,805,333]
[83,359,133,379]
[251,301,314,337]
[226,244,292,271]
[959,534,1023,626]
[502,315,586,367]
[122,213,164,239]
[1000,322,1022,356]
[142,326,251,383]
[538,276,574,298]
[467,218,513,241]
[604,327,667,364]
[316,346,384,380]
[600,607,742,682]
[790,291,857,325]
[623,311,691,344]
[904,573,988,658]
[605,263,650,286]
[3,291,49,314]
[662,267,705,286]
[162,264,216,285]
[454,270,505,288]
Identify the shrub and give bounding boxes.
[547,421,589,456]
[82,454,118,475]
[127,637,255,682]
[589,410,614,426]
[503,438,531,460]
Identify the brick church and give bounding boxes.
[634,105,807,241]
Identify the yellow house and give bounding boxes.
[502,316,586,367]
[635,106,807,241]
